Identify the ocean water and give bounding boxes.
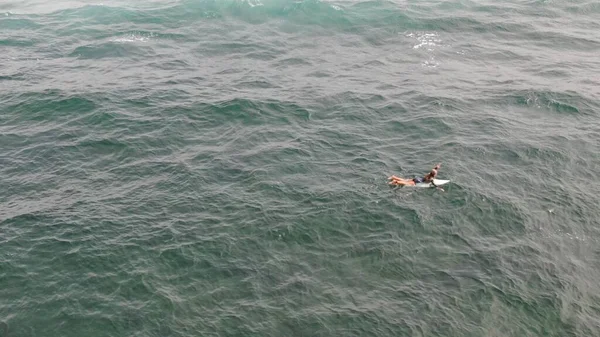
[1,0,600,336]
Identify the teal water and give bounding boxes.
[2,0,600,336]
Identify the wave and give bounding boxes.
[489,90,598,116]
[0,16,42,30]
[6,92,97,123]
[69,41,153,59]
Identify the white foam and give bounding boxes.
[245,0,263,7]
[412,33,441,50]
[113,33,152,43]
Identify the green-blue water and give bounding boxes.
[1,0,600,336]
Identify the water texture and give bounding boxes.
[1,0,600,336]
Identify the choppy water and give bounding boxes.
[1,0,600,336]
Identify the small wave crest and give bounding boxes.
[70,41,153,59]
[112,32,154,43]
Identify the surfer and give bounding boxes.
[388,163,441,186]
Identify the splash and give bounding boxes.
[112,32,154,43]
[406,31,442,67]
[407,32,441,51]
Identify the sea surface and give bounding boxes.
[1,0,600,336]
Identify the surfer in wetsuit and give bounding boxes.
[388,163,441,186]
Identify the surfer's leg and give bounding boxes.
[389,178,414,186]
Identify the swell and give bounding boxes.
[477,89,599,117]
[69,42,154,59]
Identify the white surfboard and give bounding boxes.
[415,179,450,188]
